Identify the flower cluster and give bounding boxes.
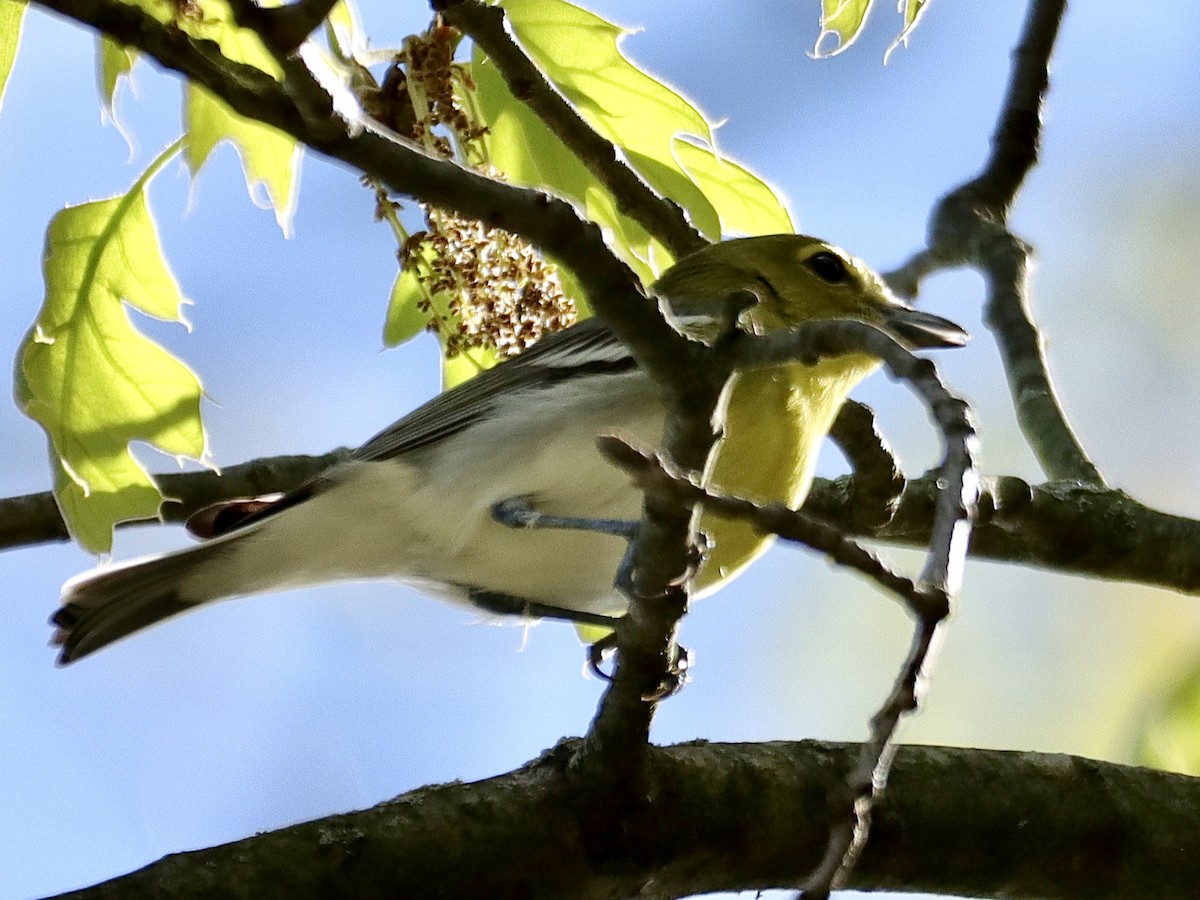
[399,25,486,159]
[408,209,575,358]
[391,22,575,360]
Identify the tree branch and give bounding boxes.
[712,320,978,897]
[32,0,682,359]
[572,300,750,797]
[0,453,348,550]
[226,0,342,54]
[885,0,1103,486]
[47,742,1200,900]
[434,0,709,261]
[828,400,905,530]
[7,460,1200,596]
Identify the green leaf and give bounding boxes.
[813,0,874,58]
[473,49,659,284]
[501,0,710,160]
[1138,658,1200,776]
[97,36,137,120]
[443,347,499,390]
[326,0,365,62]
[382,237,503,389]
[120,0,282,79]
[623,148,720,240]
[185,84,300,235]
[0,0,25,115]
[812,0,932,59]
[383,264,430,347]
[885,0,933,62]
[480,0,794,273]
[17,187,206,553]
[672,138,794,236]
[498,0,725,242]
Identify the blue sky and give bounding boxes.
[2,2,1200,898]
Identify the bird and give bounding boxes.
[50,234,967,665]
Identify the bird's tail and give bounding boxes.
[51,541,229,666]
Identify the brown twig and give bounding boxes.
[707,320,977,896]
[828,399,905,530]
[885,0,1101,486]
[570,305,747,794]
[597,438,928,606]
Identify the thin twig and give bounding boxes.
[0,453,349,550]
[597,438,928,606]
[571,312,740,791]
[435,0,709,262]
[708,320,977,895]
[885,0,1101,486]
[828,400,905,530]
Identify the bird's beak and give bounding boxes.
[880,304,969,349]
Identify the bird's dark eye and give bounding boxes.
[806,251,849,284]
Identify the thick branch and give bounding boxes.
[7,462,1200,596]
[48,742,1200,900]
[817,474,1200,596]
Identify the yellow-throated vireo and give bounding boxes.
[51,235,966,664]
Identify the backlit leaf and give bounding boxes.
[0,0,25,115]
[473,49,660,284]
[17,188,206,552]
[384,265,429,348]
[480,0,794,271]
[813,0,933,59]
[98,36,136,115]
[813,0,873,58]
[185,84,301,235]
[119,0,281,79]
[498,0,723,242]
[886,0,933,62]
[672,138,794,237]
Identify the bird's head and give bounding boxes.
[651,234,968,350]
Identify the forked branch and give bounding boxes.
[885,0,1101,486]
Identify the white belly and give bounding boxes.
[189,372,665,617]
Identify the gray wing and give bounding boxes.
[189,319,636,538]
[353,317,635,462]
